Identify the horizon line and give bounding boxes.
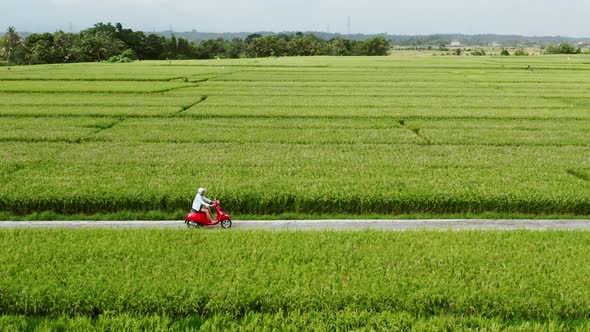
[5,27,590,40]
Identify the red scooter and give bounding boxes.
[185,200,232,229]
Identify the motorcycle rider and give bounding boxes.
[192,188,214,223]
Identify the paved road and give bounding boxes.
[1,219,590,230]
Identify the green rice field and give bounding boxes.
[2,229,590,330]
[1,56,590,217]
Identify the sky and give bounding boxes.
[2,0,589,37]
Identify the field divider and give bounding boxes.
[212,79,590,84]
[2,137,589,148]
[398,120,431,145]
[175,96,209,116]
[0,78,191,82]
[165,114,590,121]
[152,84,200,93]
[0,89,202,95]
[81,118,127,140]
[0,137,113,144]
[200,93,582,98]
[2,112,590,122]
[196,104,573,110]
[167,76,192,82]
[567,169,590,182]
[175,112,587,121]
[187,70,241,83]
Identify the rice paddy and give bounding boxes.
[1,56,589,217]
[2,229,590,330]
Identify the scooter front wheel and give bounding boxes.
[220,219,232,229]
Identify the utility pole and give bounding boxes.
[346,16,351,35]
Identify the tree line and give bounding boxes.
[543,43,582,54]
[157,31,590,48]
[0,23,390,65]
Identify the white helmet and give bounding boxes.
[198,188,207,194]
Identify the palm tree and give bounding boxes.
[5,26,19,64]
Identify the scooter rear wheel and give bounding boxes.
[186,220,203,229]
[220,219,232,229]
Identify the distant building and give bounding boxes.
[490,42,502,47]
[450,41,461,47]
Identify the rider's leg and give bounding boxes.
[202,207,214,223]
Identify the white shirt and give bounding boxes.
[192,193,213,211]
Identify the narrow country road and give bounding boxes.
[1,219,590,230]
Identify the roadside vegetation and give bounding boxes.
[1,229,590,329]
